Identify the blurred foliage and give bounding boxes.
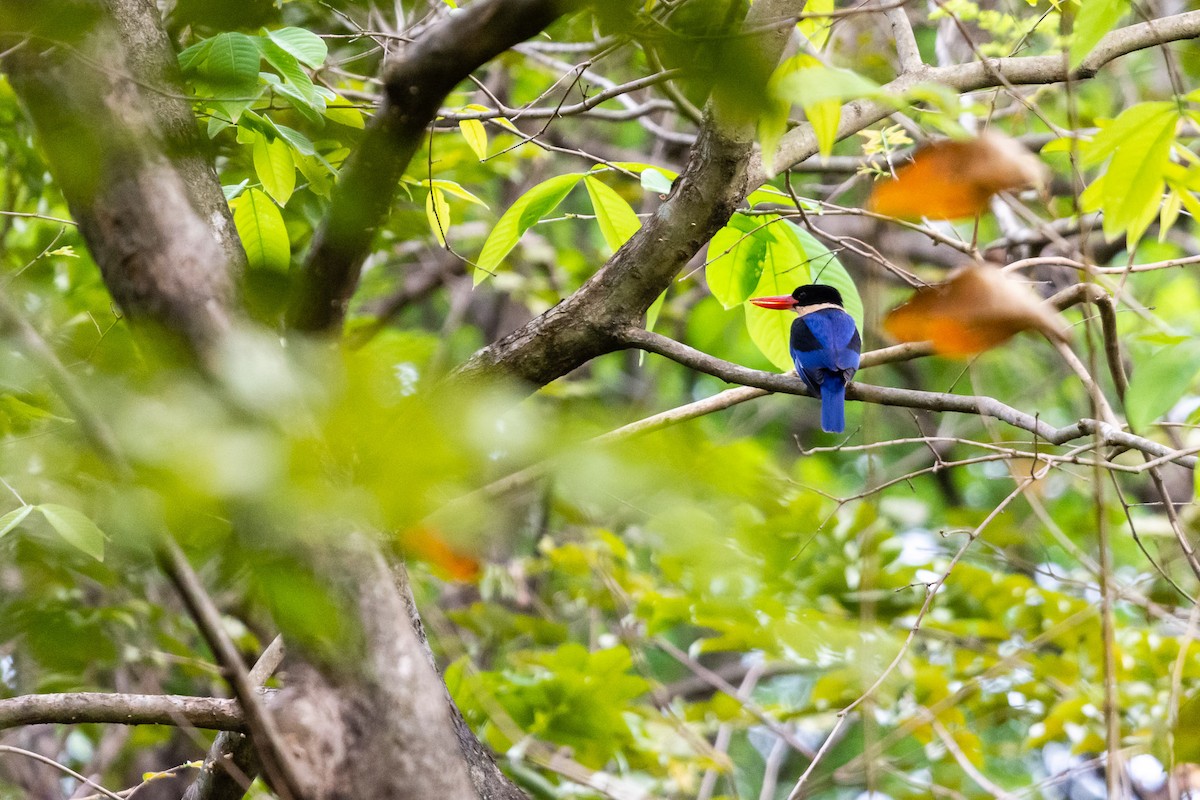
[1,1,1200,799]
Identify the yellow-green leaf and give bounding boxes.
[325,105,365,128]
[459,119,488,160]
[475,173,581,284]
[232,188,290,271]
[0,505,32,540]
[1070,0,1127,68]
[39,503,106,561]
[584,176,641,252]
[253,133,295,205]
[426,187,451,247]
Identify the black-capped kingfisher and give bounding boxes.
[750,284,861,433]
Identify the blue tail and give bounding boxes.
[820,378,846,433]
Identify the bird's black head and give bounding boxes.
[791,284,844,308]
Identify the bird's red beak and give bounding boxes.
[748,295,797,310]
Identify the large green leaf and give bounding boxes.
[1126,341,1200,431]
[259,38,322,113]
[475,173,582,284]
[741,221,810,372]
[233,188,290,271]
[584,176,641,252]
[1081,102,1176,169]
[1070,0,1127,68]
[1080,102,1179,247]
[266,27,328,68]
[189,32,261,89]
[789,222,863,332]
[38,504,106,561]
[706,214,776,309]
[253,132,296,205]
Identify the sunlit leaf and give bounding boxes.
[459,119,488,160]
[38,504,106,561]
[232,188,290,271]
[1070,0,1127,68]
[266,27,328,68]
[584,176,641,252]
[252,132,296,205]
[475,173,582,284]
[426,187,451,246]
[325,105,365,128]
[0,505,33,540]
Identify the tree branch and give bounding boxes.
[289,0,584,332]
[758,10,1200,184]
[159,541,305,800]
[0,693,247,733]
[0,0,240,353]
[182,636,285,800]
[456,0,799,384]
[617,326,1197,468]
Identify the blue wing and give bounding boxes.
[789,309,861,433]
[789,308,861,388]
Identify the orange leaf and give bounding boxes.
[403,526,482,583]
[883,265,1069,355]
[868,133,1048,220]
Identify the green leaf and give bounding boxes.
[770,61,878,164]
[740,221,811,372]
[1070,0,1127,68]
[584,176,641,252]
[1081,102,1176,169]
[1101,109,1177,246]
[232,188,290,271]
[1126,341,1200,431]
[266,27,328,68]
[259,39,322,112]
[475,173,582,284]
[420,179,488,208]
[806,98,842,160]
[264,119,316,155]
[706,215,774,309]
[325,105,365,129]
[252,133,296,205]
[788,222,863,332]
[645,289,667,334]
[193,32,261,89]
[38,504,106,561]
[0,505,32,540]
[426,187,451,247]
[460,119,488,160]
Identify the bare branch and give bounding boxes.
[0,693,247,733]
[616,326,1197,468]
[158,541,306,800]
[758,10,1200,185]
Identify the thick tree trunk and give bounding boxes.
[0,2,528,798]
[1,0,240,351]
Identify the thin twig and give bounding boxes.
[158,541,305,800]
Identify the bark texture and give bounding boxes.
[0,2,535,799]
[1,0,240,351]
[272,544,476,800]
[456,0,801,386]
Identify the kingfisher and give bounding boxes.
[750,284,861,433]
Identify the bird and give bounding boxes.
[749,284,861,433]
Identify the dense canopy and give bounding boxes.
[1,1,1200,799]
